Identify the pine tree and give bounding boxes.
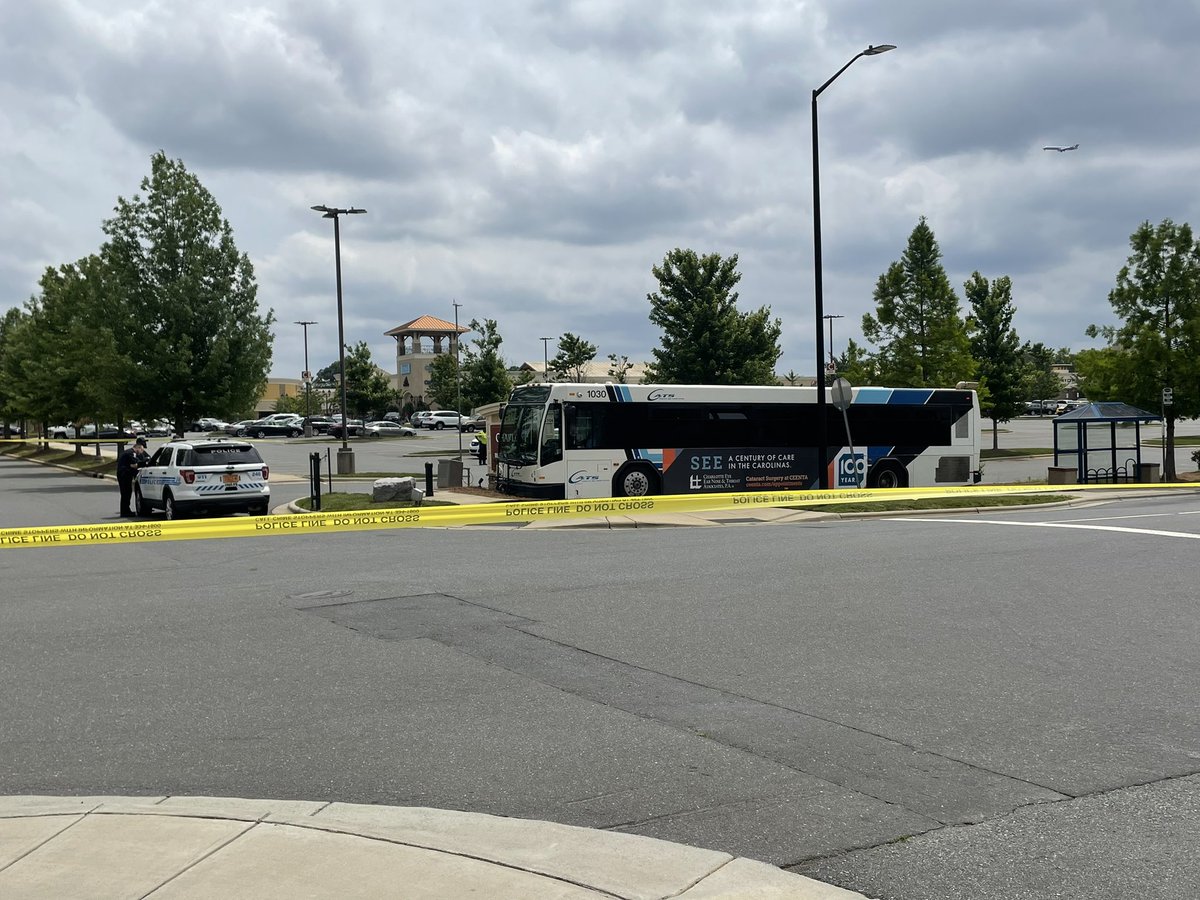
[965,272,1022,449]
[862,218,974,387]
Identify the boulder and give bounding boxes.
[372,476,416,502]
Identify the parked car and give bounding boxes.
[259,413,303,427]
[302,416,336,434]
[459,414,486,433]
[225,419,257,436]
[238,418,305,438]
[426,411,466,430]
[48,424,73,439]
[411,411,435,428]
[328,420,365,438]
[79,424,137,440]
[134,438,270,519]
[363,421,417,438]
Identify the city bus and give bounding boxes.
[495,382,981,499]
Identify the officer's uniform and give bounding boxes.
[117,438,150,517]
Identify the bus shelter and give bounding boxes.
[1052,402,1161,484]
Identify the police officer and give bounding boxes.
[475,429,487,464]
[117,436,150,517]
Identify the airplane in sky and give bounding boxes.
[1043,144,1079,152]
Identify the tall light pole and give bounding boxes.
[311,204,366,474]
[294,320,317,425]
[823,314,844,370]
[540,337,552,380]
[453,300,463,461]
[812,43,894,488]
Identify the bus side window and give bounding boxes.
[541,404,563,464]
[566,404,596,450]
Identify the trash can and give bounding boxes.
[1137,462,1160,483]
[437,458,462,489]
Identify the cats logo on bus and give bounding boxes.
[568,470,601,484]
[647,389,679,401]
[836,451,867,487]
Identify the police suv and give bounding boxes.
[134,438,271,519]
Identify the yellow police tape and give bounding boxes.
[0,482,1196,549]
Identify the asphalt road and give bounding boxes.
[1,455,1198,899]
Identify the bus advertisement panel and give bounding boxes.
[496,383,980,500]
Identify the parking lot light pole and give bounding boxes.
[812,43,894,488]
[540,337,551,380]
[294,320,317,430]
[453,300,463,462]
[311,205,366,474]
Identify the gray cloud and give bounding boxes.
[4,0,1200,385]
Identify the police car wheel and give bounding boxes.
[134,487,149,517]
[164,493,179,520]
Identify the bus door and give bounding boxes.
[561,403,613,498]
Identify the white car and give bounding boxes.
[425,411,465,430]
[135,438,270,520]
[411,411,435,428]
[363,421,417,438]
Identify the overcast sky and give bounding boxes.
[4,0,1199,385]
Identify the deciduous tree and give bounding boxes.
[1081,219,1200,479]
[549,333,597,382]
[644,249,781,384]
[460,318,512,409]
[101,151,273,434]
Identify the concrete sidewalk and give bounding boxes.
[0,796,867,899]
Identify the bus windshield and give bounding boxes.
[498,403,544,466]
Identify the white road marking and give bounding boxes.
[1047,513,1184,523]
[886,518,1200,540]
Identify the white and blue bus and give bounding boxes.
[496,382,982,499]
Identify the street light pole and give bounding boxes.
[823,314,844,369]
[311,205,366,474]
[294,320,317,423]
[812,43,894,488]
[453,300,463,462]
[540,337,551,380]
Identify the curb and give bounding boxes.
[0,796,868,899]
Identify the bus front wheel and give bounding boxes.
[869,461,908,489]
[613,464,659,498]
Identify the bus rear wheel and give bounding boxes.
[613,464,659,498]
[869,461,908,489]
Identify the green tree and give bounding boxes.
[0,307,33,436]
[965,272,1023,449]
[1073,346,1127,401]
[834,338,879,387]
[607,353,633,383]
[1085,219,1200,480]
[272,394,305,415]
[862,218,975,387]
[19,258,125,452]
[460,318,512,409]
[1018,341,1063,405]
[342,341,394,419]
[101,151,274,434]
[644,249,781,384]
[549,332,597,382]
[427,350,460,409]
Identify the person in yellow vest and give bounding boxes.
[475,430,487,464]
